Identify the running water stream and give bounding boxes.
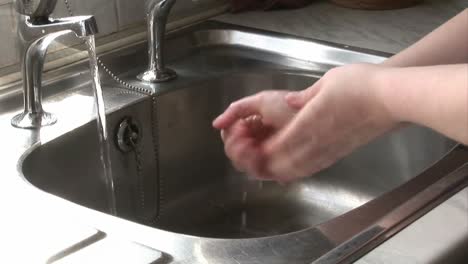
[85,36,117,215]
[240,180,264,232]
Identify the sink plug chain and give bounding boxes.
[63,0,74,16]
[98,60,152,95]
[131,137,148,223]
[63,0,152,95]
[66,0,160,223]
[115,117,152,223]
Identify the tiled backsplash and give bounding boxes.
[0,0,228,70]
[0,2,17,70]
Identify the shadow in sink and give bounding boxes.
[21,71,455,240]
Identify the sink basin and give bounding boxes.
[15,22,468,263]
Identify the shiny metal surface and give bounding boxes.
[11,9,98,129]
[137,0,178,83]
[1,22,467,263]
[115,117,142,153]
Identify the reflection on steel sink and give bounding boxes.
[15,22,468,263]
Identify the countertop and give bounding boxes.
[216,1,468,263]
[216,0,466,54]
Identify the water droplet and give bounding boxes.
[241,211,247,229]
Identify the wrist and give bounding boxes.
[372,66,405,124]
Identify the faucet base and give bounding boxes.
[137,68,177,83]
[11,111,57,129]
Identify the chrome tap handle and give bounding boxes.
[11,1,99,129]
[137,0,177,83]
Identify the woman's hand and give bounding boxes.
[213,10,468,183]
[262,64,399,182]
[214,64,400,182]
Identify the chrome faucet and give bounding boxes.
[137,0,177,83]
[11,0,98,129]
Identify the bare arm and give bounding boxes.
[214,63,468,181]
[383,9,468,67]
[213,10,468,182]
[377,64,468,145]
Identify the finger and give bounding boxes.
[262,106,321,181]
[223,121,251,158]
[244,115,265,137]
[274,146,337,183]
[230,138,259,173]
[212,95,263,129]
[224,130,258,173]
[225,137,245,172]
[264,129,334,183]
[223,121,247,147]
[285,80,322,110]
[222,121,269,177]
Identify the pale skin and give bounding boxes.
[213,9,468,182]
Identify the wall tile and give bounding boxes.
[116,0,228,30]
[172,0,226,14]
[53,0,119,36]
[116,0,145,29]
[0,3,18,68]
[49,0,120,53]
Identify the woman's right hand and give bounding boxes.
[213,64,400,182]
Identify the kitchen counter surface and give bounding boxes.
[216,1,468,263]
[216,0,466,54]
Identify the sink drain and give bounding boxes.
[116,117,142,153]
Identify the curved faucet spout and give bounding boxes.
[137,0,178,83]
[147,0,177,19]
[12,14,99,129]
[21,16,98,41]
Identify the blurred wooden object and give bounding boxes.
[231,0,310,12]
[330,0,423,10]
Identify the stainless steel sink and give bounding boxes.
[9,21,468,263]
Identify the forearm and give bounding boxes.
[382,9,468,67]
[376,64,468,144]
